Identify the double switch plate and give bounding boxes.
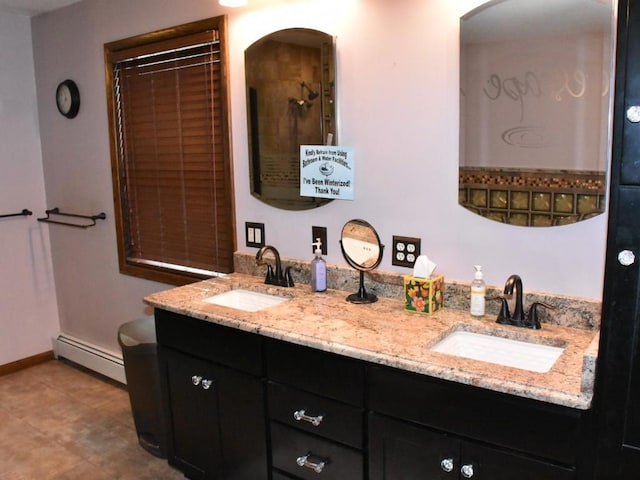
[246,222,265,248]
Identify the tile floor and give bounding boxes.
[0,359,184,479]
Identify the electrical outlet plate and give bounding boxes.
[312,226,328,255]
[392,235,421,268]
[246,222,265,248]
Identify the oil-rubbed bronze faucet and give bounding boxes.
[503,274,525,323]
[255,245,294,287]
[494,274,553,329]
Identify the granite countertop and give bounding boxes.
[145,273,599,410]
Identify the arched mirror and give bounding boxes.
[245,28,337,210]
[459,0,616,227]
[340,219,384,304]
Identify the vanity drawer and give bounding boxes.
[270,422,363,480]
[271,472,296,480]
[268,382,363,448]
[155,309,263,375]
[265,340,365,406]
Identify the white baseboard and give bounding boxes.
[53,334,126,384]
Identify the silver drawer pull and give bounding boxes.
[191,375,202,386]
[293,409,324,427]
[201,379,213,390]
[296,454,326,473]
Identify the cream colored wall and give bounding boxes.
[0,12,59,365]
[30,0,607,355]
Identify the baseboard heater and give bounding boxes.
[53,334,126,384]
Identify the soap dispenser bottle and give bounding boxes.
[470,265,486,316]
[311,238,327,292]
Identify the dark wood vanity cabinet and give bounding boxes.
[155,309,268,480]
[155,309,588,479]
[368,366,582,479]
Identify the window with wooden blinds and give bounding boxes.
[105,17,235,285]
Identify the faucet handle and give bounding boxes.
[264,264,275,285]
[487,296,512,325]
[526,302,554,330]
[283,267,295,287]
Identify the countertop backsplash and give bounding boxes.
[234,252,601,331]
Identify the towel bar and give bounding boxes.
[38,207,106,228]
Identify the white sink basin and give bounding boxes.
[202,289,289,312]
[431,331,564,373]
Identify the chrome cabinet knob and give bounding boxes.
[627,106,640,123]
[461,463,475,478]
[201,379,213,390]
[191,375,202,386]
[440,458,454,472]
[618,249,636,266]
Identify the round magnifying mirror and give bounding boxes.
[340,219,384,304]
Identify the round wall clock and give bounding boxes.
[56,79,80,119]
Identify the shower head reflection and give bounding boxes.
[301,82,319,100]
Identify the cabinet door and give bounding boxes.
[369,414,575,480]
[164,349,222,479]
[596,0,640,477]
[462,442,575,480]
[369,414,459,479]
[620,0,640,453]
[621,445,640,479]
[163,348,268,480]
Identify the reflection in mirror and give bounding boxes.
[340,219,384,304]
[459,0,615,227]
[245,28,336,210]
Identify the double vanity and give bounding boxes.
[127,0,614,476]
[145,271,599,480]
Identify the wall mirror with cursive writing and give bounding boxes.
[459,0,616,227]
[245,28,337,210]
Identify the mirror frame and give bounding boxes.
[245,28,337,210]
[340,219,384,304]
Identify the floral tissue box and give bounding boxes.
[404,274,444,315]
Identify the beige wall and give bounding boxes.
[26,0,608,356]
[0,12,59,365]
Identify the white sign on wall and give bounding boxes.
[300,146,354,200]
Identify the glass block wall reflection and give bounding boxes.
[459,168,606,227]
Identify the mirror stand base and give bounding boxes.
[346,292,378,304]
[347,271,378,304]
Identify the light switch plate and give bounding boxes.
[392,235,421,268]
[246,222,265,248]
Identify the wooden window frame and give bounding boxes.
[104,16,236,286]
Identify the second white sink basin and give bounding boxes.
[202,289,289,312]
[431,330,564,373]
